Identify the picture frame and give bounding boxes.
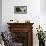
[14,6,27,14]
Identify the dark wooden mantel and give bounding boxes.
[7,23,34,46]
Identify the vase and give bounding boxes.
[39,40,45,46]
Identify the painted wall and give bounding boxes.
[40,0,46,13]
[2,0,40,31]
[0,0,2,32]
[2,0,46,46]
[40,0,46,31]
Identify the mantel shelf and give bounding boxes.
[7,22,34,46]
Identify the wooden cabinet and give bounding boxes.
[7,23,34,46]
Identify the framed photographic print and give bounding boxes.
[14,6,27,14]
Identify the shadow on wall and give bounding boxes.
[0,0,2,32]
[40,0,46,13]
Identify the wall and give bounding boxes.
[2,0,46,46]
[0,0,2,32]
[2,0,40,30]
[40,0,46,31]
[40,0,46,13]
